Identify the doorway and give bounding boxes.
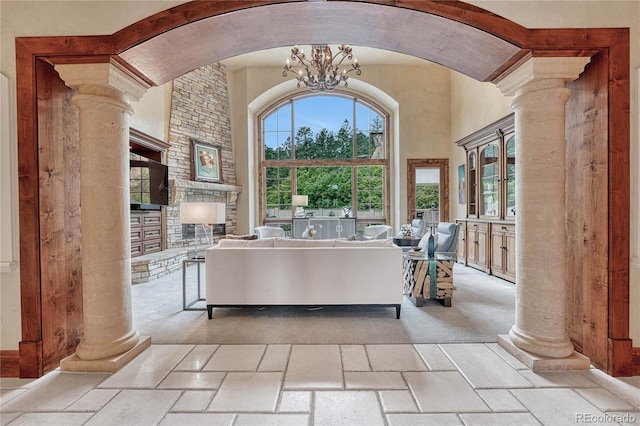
[407,159,449,228]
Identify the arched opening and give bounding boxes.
[13,0,631,377]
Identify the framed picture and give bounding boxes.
[191,139,222,183]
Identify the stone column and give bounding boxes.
[55,63,150,371]
[496,57,591,370]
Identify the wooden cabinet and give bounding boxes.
[456,220,467,264]
[131,210,163,257]
[466,221,488,272]
[490,223,516,282]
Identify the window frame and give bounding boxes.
[258,92,390,227]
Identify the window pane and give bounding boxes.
[505,135,516,216]
[296,166,352,216]
[357,165,384,219]
[356,101,385,159]
[265,167,292,219]
[480,144,499,216]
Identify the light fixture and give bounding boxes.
[283,44,361,92]
[292,194,308,218]
[180,202,226,258]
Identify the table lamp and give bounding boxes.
[180,202,226,258]
[292,195,308,218]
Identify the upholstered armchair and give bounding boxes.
[362,224,393,240]
[255,226,286,239]
[411,219,427,238]
[434,222,460,256]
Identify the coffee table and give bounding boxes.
[402,252,455,307]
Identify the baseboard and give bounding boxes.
[633,347,640,376]
[0,350,20,377]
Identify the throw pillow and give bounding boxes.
[418,232,439,251]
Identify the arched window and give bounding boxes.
[260,94,389,229]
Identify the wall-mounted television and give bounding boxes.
[130,157,169,209]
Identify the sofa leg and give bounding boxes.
[207,305,213,320]
[395,305,401,319]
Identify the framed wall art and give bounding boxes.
[191,139,222,183]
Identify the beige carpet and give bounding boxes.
[132,263,515,344]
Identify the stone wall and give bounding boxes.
[166,63,240,248]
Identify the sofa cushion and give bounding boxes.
[334,238,394,247]
[273,238,335,248]
[225,233,258,240]
[218,238,274,248]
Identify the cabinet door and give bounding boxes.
[504,226,517,281]
[467,227,478,264]
[476,225,488,268]
[490,228,505,273]
[456,221,467,264]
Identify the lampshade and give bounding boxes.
[292,195,308,207]
[180,202,226,224]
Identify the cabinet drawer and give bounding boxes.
[143,213,162,227]
[143,239,162,254]
[131,228,143,243]
[130,214,143,228]
[143,226,162,240]
[131,242,143,257]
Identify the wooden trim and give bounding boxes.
[0,350,20,377]
[19,341,42,378]
[633,347,640,376]
[455,113,515,150]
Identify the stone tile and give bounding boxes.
[439,344,532,388]
[1,412,22,425]
[258,345,291,371]
[174,345,219,371]
[366,345,427,372]
[345,372,406,389]
[314,391,384,426]
[0,389,28,407]
[341,345,371,371]
[574,388,636,412]
[0,378,38,390]
[234,414,309,425]
[98,345,192,389]
[5,413,93,425]
[283,345,343,389]
[486,343,529,370]
[278,391,311,412]
[64,389,120,412]
[379,390,419,413]
[86,390,181,425]
[203,345,266,371]
[518,370,599,388]
[476,389,527,412]
[170,390,214,412]
[459,413,542,425]
[157,372,226,389]
[414,344,456,371]
[207,372,282,412]
[159,413,235,425]
[386,413,463,425]
[511,388,615,426]
[404,372,490,413]
[1,371,108,412]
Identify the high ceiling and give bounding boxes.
[221,45,429,72]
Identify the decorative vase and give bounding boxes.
[427,233,435,257]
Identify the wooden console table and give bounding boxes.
[402,253,455,307]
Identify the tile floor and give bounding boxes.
[1,343,639,426]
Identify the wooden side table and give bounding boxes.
[402,253,455,307]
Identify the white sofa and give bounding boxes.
[205,238,404,319]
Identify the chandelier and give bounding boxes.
[283,44,362,92]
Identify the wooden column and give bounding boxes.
[496,57,592,370]
[54,63,150,370]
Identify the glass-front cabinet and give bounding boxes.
[456,114,516,283]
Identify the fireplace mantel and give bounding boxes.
[169,178,242,205]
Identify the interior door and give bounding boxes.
[407,159,449,228]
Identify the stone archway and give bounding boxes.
[14,0,631,377]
